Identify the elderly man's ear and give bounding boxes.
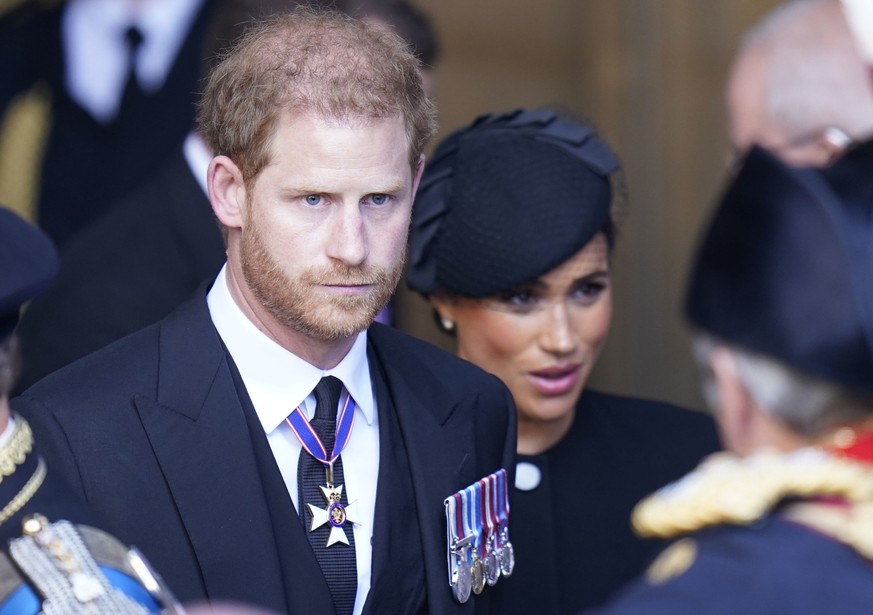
[709,348,806,456]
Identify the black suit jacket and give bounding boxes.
[16,148,225,391]
[13,291,517,613]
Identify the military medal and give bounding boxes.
[445,469,512,602]
[464,485,486,595]
[452,537,473,603]
[445,494,473,603]
[496,470,515,576]
[286,394,359,548]
[482,477,500,586]
[306,482,359,546]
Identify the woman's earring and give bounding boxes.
[440,318,455,332]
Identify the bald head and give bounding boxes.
[728,0,873,166]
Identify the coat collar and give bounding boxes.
[367,324,478,614]
[133,293,289,611]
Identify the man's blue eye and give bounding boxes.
[371,194,388,205]
[305,195,322,206]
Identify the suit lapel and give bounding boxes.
[132,296,287,612]
[365,355,427,614]
[368,326,477,614]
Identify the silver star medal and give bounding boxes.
[307,484,359,547]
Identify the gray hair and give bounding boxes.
[0,335,20,400]
[693,333,873,437]
[741,0,873,142]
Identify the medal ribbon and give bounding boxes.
[488,472,502,549]
[479,476,496,560]
[453,492,466,542]
[478,479,489,559]
[465,484,482,561]
[285,393,356,466]
[460,489,474,565]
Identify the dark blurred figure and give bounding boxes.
[0,205,183,613]
[0,0,217,245]
[587,144,873,614]
[14,0,430,391]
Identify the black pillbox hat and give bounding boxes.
[407,109,620,297]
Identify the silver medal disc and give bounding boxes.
[452,559,472,603]
[499,541,515,577]
[485,550,500,586]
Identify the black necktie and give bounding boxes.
[297,376,357,615]
[119,25,145,115]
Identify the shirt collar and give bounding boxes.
[63,0,205,120]
[183,131,211,196]
[207,264,375,434]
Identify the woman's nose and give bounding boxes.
[539,301,576,355]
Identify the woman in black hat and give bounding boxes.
[407,109,721,613]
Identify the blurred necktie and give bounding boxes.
[118,25,145,116]
[297,376,357,615]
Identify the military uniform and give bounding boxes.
[0,415,181,614]
[0,206,181,613]
[590,142,873,613]
[589,446,873,614]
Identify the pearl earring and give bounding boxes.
[440,318,455,332]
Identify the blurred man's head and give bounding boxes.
[728,0,873,166]
[686,144,873,454]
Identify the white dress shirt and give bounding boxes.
[63,0,205,122]
[207,265,379,615]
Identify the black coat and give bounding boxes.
[502,390,720,613]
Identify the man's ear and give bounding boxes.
[709,346,757,455]
[208,155,247,229]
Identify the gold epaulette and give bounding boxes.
[782,500,873,560]
[632,448,873,539]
